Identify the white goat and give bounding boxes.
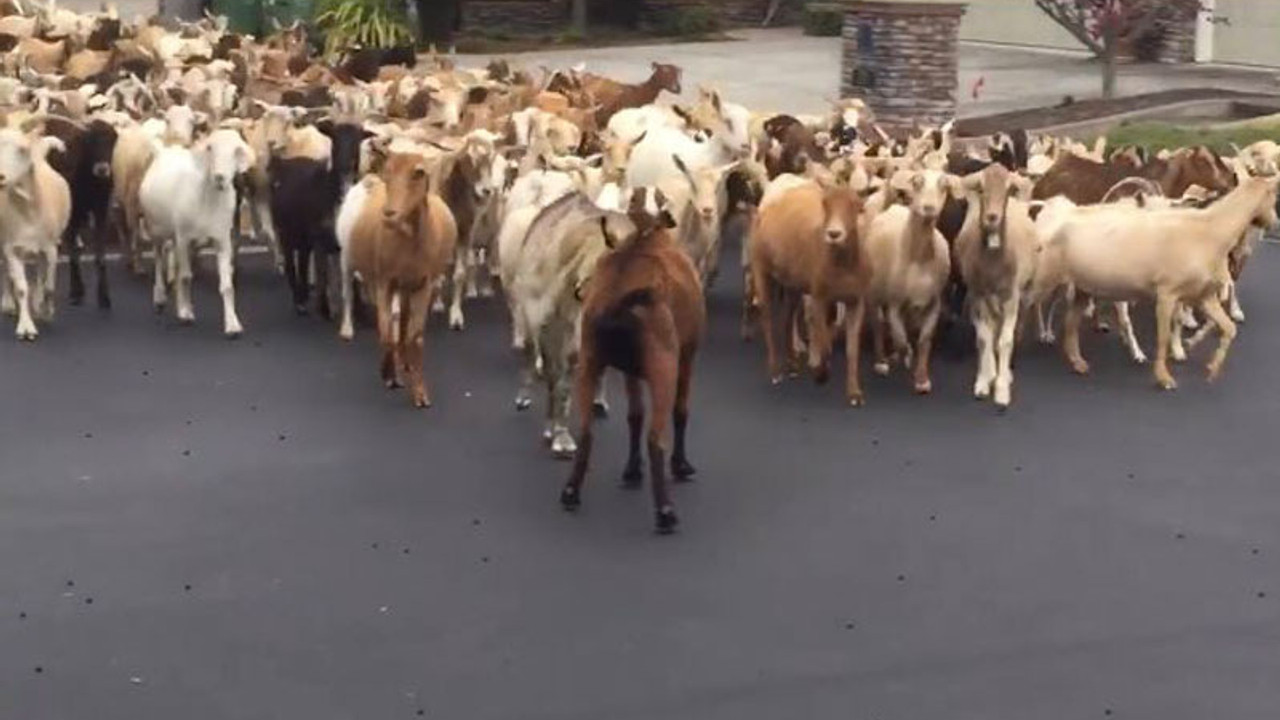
[138,129,255,337]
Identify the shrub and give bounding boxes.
[314,0,415,59]
[803,3,843,37]
[654,6,721,37]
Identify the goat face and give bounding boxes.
[252,103,296,156]
[651,62,682,94]
[0,129,35,189]
[896,169,951,223]
[963,164,1032,250]
[320,121,373,193]
[200,129,253,191]
[84,121,118,180]
[627,186,677,233]
[381,153,430,230]
[821,186,863,248]
[462,135,500,202]
[1249,175,1280,229]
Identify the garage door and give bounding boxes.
[959,0,1082,51]
[1214,0,1280,67]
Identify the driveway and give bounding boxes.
[2,240,1279,719]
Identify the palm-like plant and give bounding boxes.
[314,0,415,59]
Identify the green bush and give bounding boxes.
[654,6,721,37]
[314,0,415,59]
[803,3,843,37]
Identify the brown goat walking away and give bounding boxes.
[343,152,458,407]
[561,189,705,534]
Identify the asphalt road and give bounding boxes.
[2,237,1279,720]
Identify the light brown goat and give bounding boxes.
[342,152,459,407]
[748,178,870,404]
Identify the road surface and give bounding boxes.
[2,237,1278,719]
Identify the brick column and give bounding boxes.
[840,2,966,128]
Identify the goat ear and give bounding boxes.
[659,209,678,229]
[961,171,983,193]
[1012,175,1035,201]
[600,216,615,248]
[235,142,255,174]
[672,153,692,180]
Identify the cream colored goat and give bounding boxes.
[858,168,954,394]
[1038,169,1280,389]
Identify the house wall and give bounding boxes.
[1213,0,1280,67]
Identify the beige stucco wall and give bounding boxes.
[1213,0,1280,67]
[951,0,1280,68]
[957,0,1083,51]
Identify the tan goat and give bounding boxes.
[953,165,1039,408]
[856,168,955,394]
[1039,168,1280,389]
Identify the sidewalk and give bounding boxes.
[459,28,1280,118]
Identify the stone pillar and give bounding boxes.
[840,1,966,128]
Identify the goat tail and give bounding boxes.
[593,288,655,377]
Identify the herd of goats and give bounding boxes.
[2,4,1278,529]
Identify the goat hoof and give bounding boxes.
[70,294,84,307]
[339,326,354,342]
[294,304,309,317]
[178,316,195,326]
[560,486,581,512]
[1132,353,1148,365]
[1206,364,1224,383]
[847,393,865,408]
[1039,332,1057,345]
[514,396,533,411]
[412,394,432,409]
[873,361,890,377]
[1070,360,1091,375]
[384,377,403,390]
[973,382,992,400]
[672,457,696,481]
[654,506,680,535]
[550,434,577,459]
[621,462,643,488]
[98,297,111,311]
[1155,376,1178,391]
[811,365,829,385]
[769,374,784,386]
[224,330,242,341]
[914,380,933,395]
[591,399,609,418]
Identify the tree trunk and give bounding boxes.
[1102,48,1117,99]
[1101,24,1119,99]
[572,0,588,35]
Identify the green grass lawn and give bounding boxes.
[1104,116,1280,153]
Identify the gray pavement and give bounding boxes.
[2,236,1279,719]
